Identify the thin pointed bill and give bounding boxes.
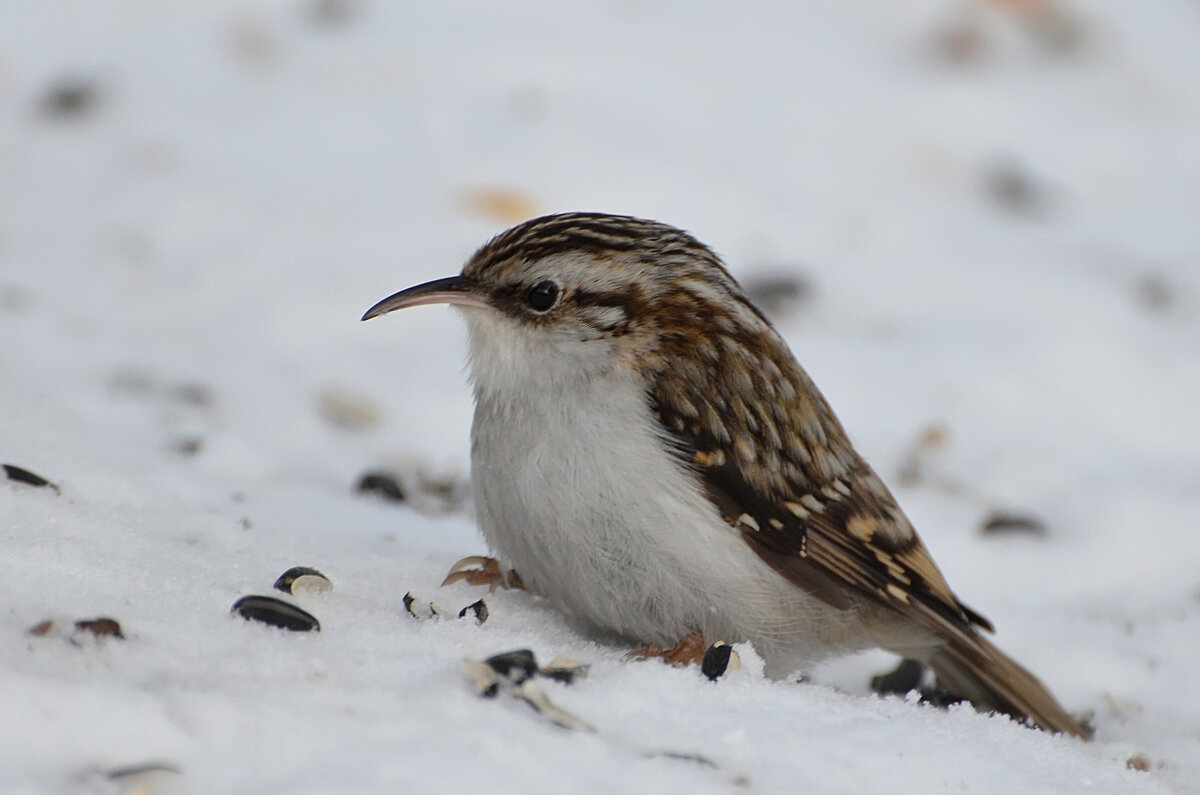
[361,276,488,321]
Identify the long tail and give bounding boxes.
[925,631,1092,739]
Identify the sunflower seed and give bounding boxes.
[3,464,59,493]
[273,567,333,596]
[231,595,320,632]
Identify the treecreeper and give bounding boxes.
[363,212,1091,739]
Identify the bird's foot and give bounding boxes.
[627,631,707,666]
[441,555,526,592]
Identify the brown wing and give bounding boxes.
[645,316,992,639]
[647,336,1093,738]
[656,399,991,634]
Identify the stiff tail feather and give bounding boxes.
[926,631,1092,740]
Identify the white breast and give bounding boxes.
[462,308,865,675]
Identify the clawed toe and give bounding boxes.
[627,631,708,666]
[442,555,525,592]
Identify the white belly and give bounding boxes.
[468,360,865,675]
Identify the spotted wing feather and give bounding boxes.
[645,297,1089,736]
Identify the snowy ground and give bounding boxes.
[2,1,1199,792]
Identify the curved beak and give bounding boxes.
[361,276,489,321]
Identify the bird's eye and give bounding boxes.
[526,280,559,311]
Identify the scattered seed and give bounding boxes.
[402,592,448,620]
[273,566,333,596]
[1126,753,1151,772]
[75,618,125,640]
[980,510,1048,537]
[644,750,719,768]
[231,595,320,632]
[458,598,489,624]
[982,157,1050,218]
[1134,272,1173,314]
[3,464,60,493]
[104,760,182,781]
[356,471,406,502]
[463,658,502,698]
[464,649,596,731]
[483,649,538,685]
[27,620,54,637]
[539,656,589,685]
[701,641,734,681]
[516,679,596,732]
[40,77,99,119]
[461,187,538,224]
[170,436,204,456]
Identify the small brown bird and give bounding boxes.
[364,212,1090,738]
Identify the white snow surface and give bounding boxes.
[2,1,1199,793]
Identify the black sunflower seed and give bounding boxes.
[231,595,320,632]
[3,464,59,492]
[483,649,538,685]
[458,598,488,624]
[75,617,125,639]
[701,641,734,681]
[356,471,405,502]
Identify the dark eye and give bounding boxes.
[526,280,559,311]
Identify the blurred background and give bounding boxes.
[3,0,1196,476]
[1,1,1198,792]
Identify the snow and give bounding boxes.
[2,0,1198,792]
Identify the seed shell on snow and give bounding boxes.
[463,649,595,733]
[402,592,449,620]
[979,510,1048,537]
[457,598,488,624]
[231,595,320,632]
[27,619,55,637]
[701,641,739,681]
[1126,753,1152,772]
[102,760,182,783]
[644,750,719,768]
[463,659,502,698]
[515,679,595,733]
[3,463,60,493]
[356,470,406,502]
[75,617,125,640]
[482,649,539,685]
[538,656,589,684]
[273,566,333,596]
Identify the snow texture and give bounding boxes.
[2,1,1198,793]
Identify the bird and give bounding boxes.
[363,211,1091,738]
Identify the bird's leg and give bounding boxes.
[627,630,707,666]
[441,555,526,592]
